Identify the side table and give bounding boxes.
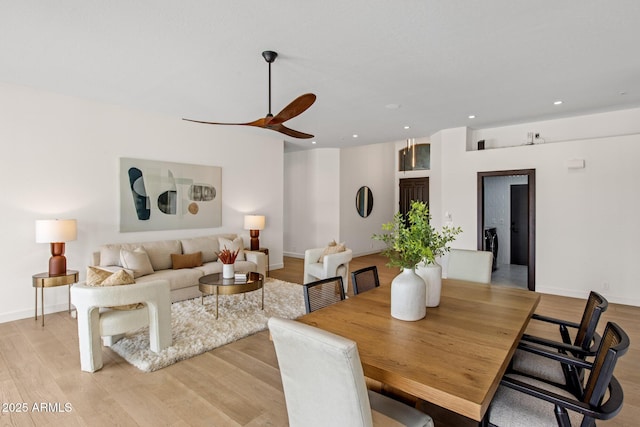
[256,247,269,277]
[32,270,79,327]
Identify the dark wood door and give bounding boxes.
[510,184,529,265]
[399,177,429,218]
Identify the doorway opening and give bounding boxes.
[477,169,536,291]
[399,177,429,218]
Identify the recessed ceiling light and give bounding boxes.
[404,125,410,130]
[468,115,476,119]
[385,103,401,109]
[553,100,563,105]
[311,141,317,144]
[352,134,359,138]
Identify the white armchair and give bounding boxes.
[71,279,172,372]
[303,247,353,294]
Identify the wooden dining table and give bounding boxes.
[296,278,540,422]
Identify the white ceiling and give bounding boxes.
[2,1,639,151]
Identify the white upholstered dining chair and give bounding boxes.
[268,317,433,427]
[71,279,172,372]
[446,249,493,284]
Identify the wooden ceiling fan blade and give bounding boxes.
[268,93,316,125]
[270,123,314,139]
[182,117,269,127]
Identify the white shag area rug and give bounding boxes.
[110,278,305,372]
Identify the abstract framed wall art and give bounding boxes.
[120,158,222,232]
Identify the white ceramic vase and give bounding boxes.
[222,263,235,279]
[391,268,427,321]
[416,261,442,307]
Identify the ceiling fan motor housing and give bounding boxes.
[262,50,278,63]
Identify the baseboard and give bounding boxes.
[283,251,304,259]
[0,302,71,324]
[269,262,284,271]
[536,286,640,308]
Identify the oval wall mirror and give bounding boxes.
[355,186,374,218]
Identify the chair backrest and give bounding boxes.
[303,276,345,313]
[582,322,629,408]
[446,249,493,284]
[351,266,380,295]
[574,291,608,350]
[268,317,374,427]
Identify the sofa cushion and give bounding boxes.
[172,252,203,269]
[233,260,258,274]
[142,240,182,270]
[120,248,155,278]
[99,243,138,267]
[134,268,204,291]
[218,236,245,261]
[194,261,223,275]
[180,236,219,263]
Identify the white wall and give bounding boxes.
[284,142,398,258]
[437,109,640,305]
[340,142,396,256]
[0,82,284,323]
[283,148,341,257]
[469,108,640,150]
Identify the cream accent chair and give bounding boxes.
[446,249,493,284]
[71,280,172,372]
[268,317,433,427]
[303,247,353,294]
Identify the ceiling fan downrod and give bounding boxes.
[262,51,278,118]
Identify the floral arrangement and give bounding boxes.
[217,247,240,264]
[373,201,462,269]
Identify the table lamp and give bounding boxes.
[244,215,265,250]
[36,219,77,276]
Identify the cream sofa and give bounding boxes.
[92,233,267,302]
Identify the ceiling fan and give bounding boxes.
[183,50,316,139]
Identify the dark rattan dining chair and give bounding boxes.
[489,321,629,426]
[510,291,608,397]
[351,266,380,295]
[302,276,345,313]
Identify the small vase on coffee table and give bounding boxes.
[222,263,235,279]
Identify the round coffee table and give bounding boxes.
[198,272,264,319]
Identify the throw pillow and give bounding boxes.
[171,252,203,269]
[86,266,113,285]
[120,247,155,278]
[319,241,346,262]
[84,267,143,310]
[218,236,245,261]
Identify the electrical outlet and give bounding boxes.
[534,133,540,139]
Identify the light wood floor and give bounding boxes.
[0,254,637,426]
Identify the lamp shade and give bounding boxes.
[36,219,77,243]
[244,215,265,231]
